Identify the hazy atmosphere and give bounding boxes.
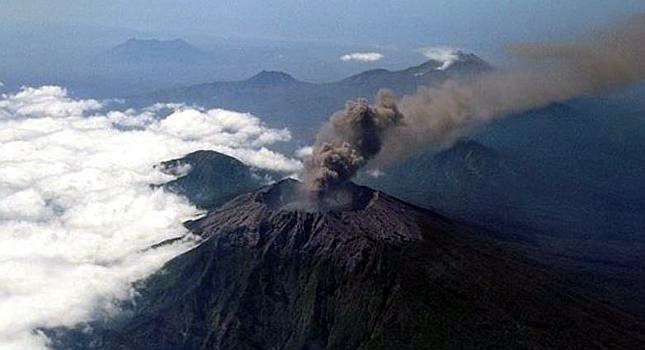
[2,2,645,350]
[2,1,645,95]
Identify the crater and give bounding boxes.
[258,178,374,213]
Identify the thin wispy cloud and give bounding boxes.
[419,47,461,70]
[340,52,384,62]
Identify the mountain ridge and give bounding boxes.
[156,150,278,210]
[46,179,645,349]
[126,53,492,141]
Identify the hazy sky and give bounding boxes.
[4,0,645,48]
[3,1,645,93]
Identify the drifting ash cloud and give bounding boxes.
[340,52,384,62]
[0,86,300,349]
[304,15,645,194]
[383,15,645,163]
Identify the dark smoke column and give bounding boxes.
[303,90,404,193]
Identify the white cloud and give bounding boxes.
[0,86,301,349]
[295,146,313,159]
[340,52,384,62]
[420,47,461,70]
[0,85,102,119]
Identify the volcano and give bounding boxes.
[51,179,645,349]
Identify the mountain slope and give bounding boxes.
[49,180,645,349]
[127,53,491,142]
[157,150,277,209]
[361,102,645,317]
[339,52,489,89]
[359,140,521,225]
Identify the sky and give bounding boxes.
[2,1,645,94]
[1,3,645,348]
[4,0,645,48]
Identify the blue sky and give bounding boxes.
[4,0,645,48]
[2,1,645,92]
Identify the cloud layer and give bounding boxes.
[340,52,384,62]
[0,86,300,349]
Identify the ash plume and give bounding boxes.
[303,90,403,192]
[303,15,645,191]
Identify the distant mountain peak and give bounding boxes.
[446,52,492,71]
[408,51,492,76]
[419,47,463,70]
[339,51,491,86]
[106,38,210,64]
[245,70,300,86]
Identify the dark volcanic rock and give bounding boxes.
[51,180,645,349]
